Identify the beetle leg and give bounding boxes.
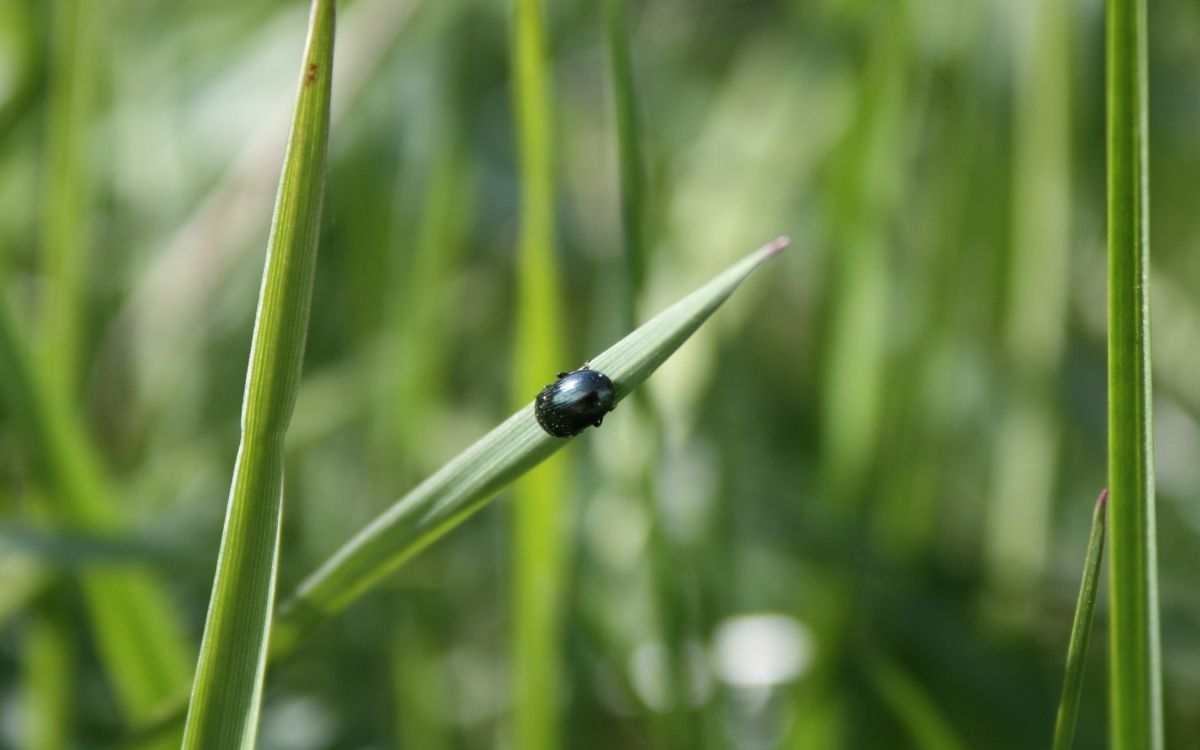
[593,415,604,428]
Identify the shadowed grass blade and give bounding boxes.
[25,592,74,750]
[1105,0,1162,746]
[39,0,95,392]
[870,651,966,750]
[603,0,647,324]
[1052,490,1109,750]
[180,1,334,747]
[601,3,694,743]
[0,299,192,737]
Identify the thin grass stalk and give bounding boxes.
[180,2,334,746]
[24,3,93,743]
[602,0,646,324]
[510,0,566,748]
[1052,490,1109,750]
[821,3,908,507]
[1105,0,1162,746]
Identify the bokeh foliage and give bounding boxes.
[2,0,1200,748]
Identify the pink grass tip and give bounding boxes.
[765,235,791,256]
[1096,488,1109,510]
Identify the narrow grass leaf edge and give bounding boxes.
[270,236,789,653]
[1051,489,1109,750]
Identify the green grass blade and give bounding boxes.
[180,2,334,747]
[1053,490,1109,750]
[1105,0,1162,747]
[510,0,565,746]
[39,0,95,391]
[271,237,789,654]
[821,2,908,506]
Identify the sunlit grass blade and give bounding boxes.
[1052,490,1109,750]
[270,237,789,655]
[1105,0,1162,746]
[509,0,565,746]
[180,2,334,747]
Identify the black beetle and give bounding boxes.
[534,367,616,438]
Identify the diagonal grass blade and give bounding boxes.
[270,237,789,655]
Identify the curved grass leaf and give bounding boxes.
[1052,490,1109,750]
[270,236,789,655]
[1105,0,1162,746]
[180,2,334,747]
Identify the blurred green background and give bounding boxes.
[2,0,1200,747]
